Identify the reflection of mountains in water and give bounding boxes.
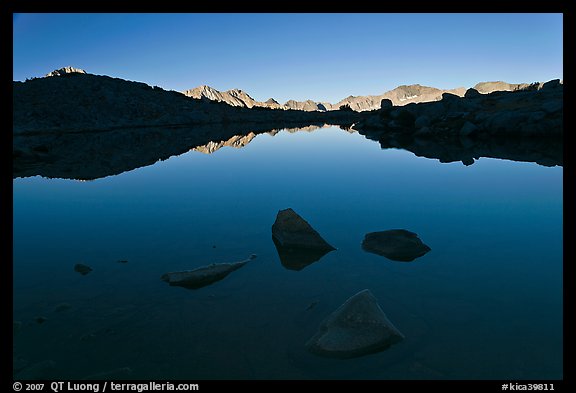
[13,123,562,181]
[192,125,334,155]
[12,123,330,181]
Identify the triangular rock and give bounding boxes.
[306,289,404,358]
[272,208,335,251]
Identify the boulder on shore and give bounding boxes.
[362,229,431,262]
[306,289,404,358]
[161,255,255,289]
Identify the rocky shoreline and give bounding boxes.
[13,70,563,179]
[354,80,562,137]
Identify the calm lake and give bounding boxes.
[13,126,563,379]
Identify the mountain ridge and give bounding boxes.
[26,66,555,113]
[182,81,541,112]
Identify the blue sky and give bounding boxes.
[13,13,563,104]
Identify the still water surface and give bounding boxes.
[13,126,563,379]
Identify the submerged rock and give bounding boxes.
[161,255,255,289]
[306,300,320,311]
[362,230,431,262]
[306,289,404,358]
[271,208,335,270]
[272,208,335,251]
[74,263,93,275]
[54,303,72,312]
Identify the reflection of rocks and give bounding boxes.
[362,230,431,262]
[361,132,562,167]
[272,208,335,251]
[74,263,93,275]
[14,121,561,182]
[272,237,333,271]
[193,132,257,154]
[13,123,352,181]
[161,255,255,289]
[306,289,404,358]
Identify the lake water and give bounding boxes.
[13,126,563,379]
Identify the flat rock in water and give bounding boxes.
[362,229,431,262]
[161,255,255,289]
[74,263,93,275]
[272,208,335,251]
[306,289,404,358]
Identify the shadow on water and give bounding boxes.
[13,122,562,181]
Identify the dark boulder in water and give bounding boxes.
[74,263,93,275]
[272,208,335,251]
[161,255,255,289]
[306,289,404,358]
[362,229,431,262]
[271,208,335,270]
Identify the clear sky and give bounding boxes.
[13,13,563,104]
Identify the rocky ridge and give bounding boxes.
[354,80,563,137]
[182,81,546,113]
[182,81,541,113]
[13,70,360,134]
[45,66,87,77]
